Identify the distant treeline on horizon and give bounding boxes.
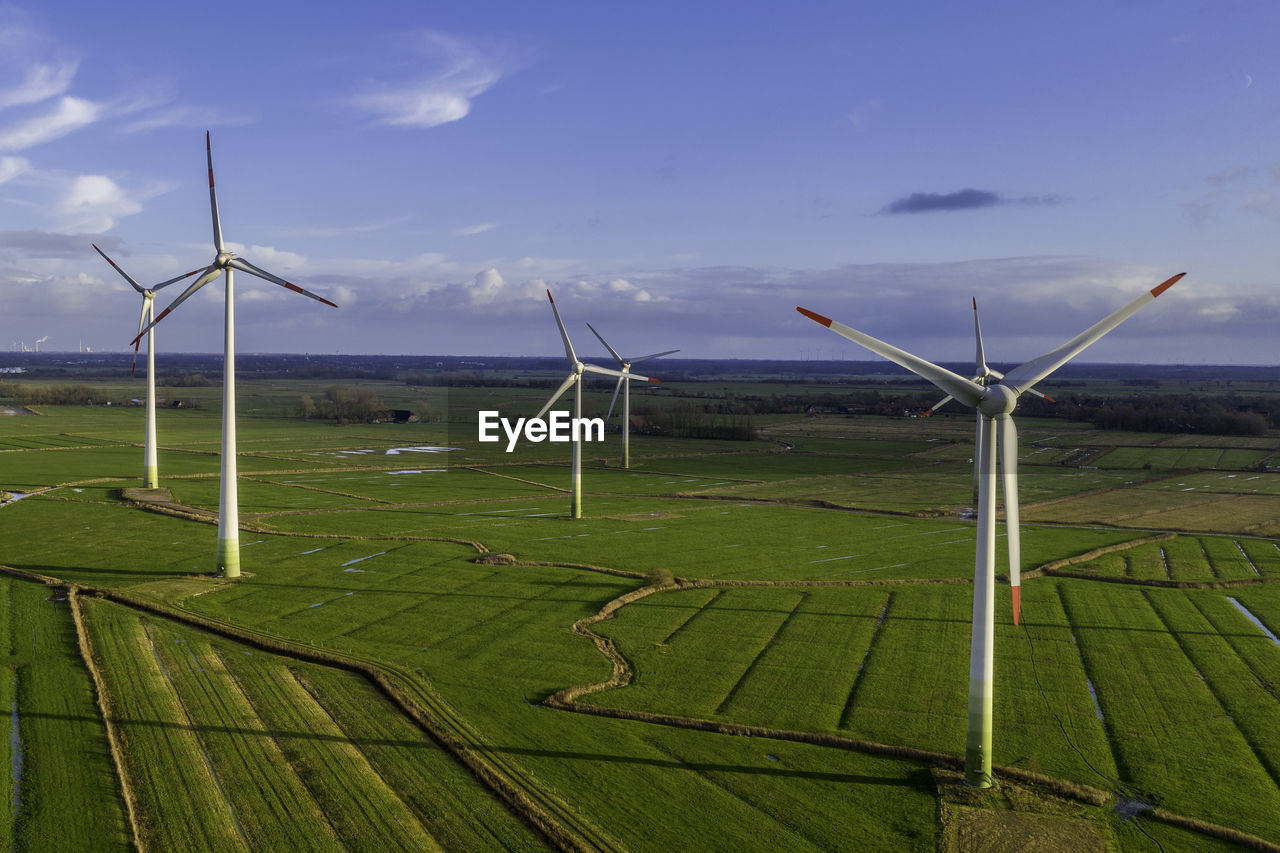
[1,352,1276,384]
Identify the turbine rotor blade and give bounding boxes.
[136,296,151,339]
[535,374,578,419]
[92,244,145,294]
[583,363,655,382]
[585,322,624,366]
[207,131,224,252]
[131,264,222,346]
[1002,273,1185,394]
[923,395,954,416]
[973,297,988,377]
[796,306,983,407]
[999,415,1021,626]
[546,290,577,363]
[154,266,206,291]
[630,349,679,363]
[226,257,337,308]
[607,376,624,420]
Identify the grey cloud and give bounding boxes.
[881,189,1061,215]
[0,230,121,260]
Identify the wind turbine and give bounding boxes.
[92,245,201,489]
[133,132,337,578]
[537,291,657,518]
[585,322,677,468]
[922,299,1056,503]
[796,272,1184,788]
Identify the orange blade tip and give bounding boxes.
[1150,272,1186,298]
[795,306,832,328]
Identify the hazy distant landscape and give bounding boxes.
[0,356,1276,851]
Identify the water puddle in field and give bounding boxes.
[300,547,326,555]
[1112,797,1154,819]
[808,554,865,564]
[341,552,386,567]
[1228,598,1280,647]
[384,446,459,455]
[385,469,446,475]
[1085,678,1106,725]
[1233,541,1262,576]
[823,563,906,579]
[10,671,21,818]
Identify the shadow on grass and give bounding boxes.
[20,710,437,751]
[489,744,933,787]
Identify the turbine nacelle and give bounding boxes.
[977,384,1018,418]
[215,251,236,267]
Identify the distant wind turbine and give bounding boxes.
[93,244,201,489]
[585,322,676,468]
[796,271,1185,788]
[133,132,337,577]
[537,291,656,518]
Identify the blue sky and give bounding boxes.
[1,1,1278,364]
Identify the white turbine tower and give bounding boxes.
[93,244,201,488]
[796,271,1184,788]
[134,132,337,578]
[585,322,677,468]
[537,291,656,518]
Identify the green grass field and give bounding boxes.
[0,382,1278,851]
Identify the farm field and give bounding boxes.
[0,374,1278,851]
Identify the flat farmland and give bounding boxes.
[1,384,1279,851]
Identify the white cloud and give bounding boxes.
[225,243,307,270]
[0,57,77,110]
[0,23,78,109]
[51,174,172,234]
[452,222,496,237]
[0,155,28,183]
[466,267,505,303]
[119,105,254,135]
[0,96,101,152]
[348,31,504,128]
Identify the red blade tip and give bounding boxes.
[1043,395,1057,404]
[1150,272,1185,298]
[647,377,661,383]
[795,306,832,328]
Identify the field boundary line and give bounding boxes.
[548,574,1280,852]
[1146,593,1280,795]
[714,591,807,714]
[66,588,146,852]
[1041,569,1279,590]
[838,593,891,730]
[57,579,612,853]
[139,621,250,847]
[466,466,569,493]
[247,477,399,505]
[1024,533,1177,580]
[1053,584,1132,789]
[657,589,721,645]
